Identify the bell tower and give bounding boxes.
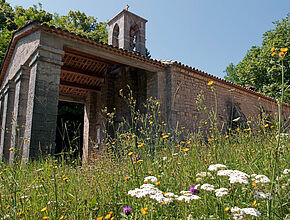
[108,6,147,55]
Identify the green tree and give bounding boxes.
[50,11,108,43]
[224,14,290,103]
[0,1,107,66]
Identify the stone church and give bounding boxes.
[0,9,289,163]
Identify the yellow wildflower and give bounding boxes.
[97,217,103,220]
[280,48,288,52]
[225,207,230,212]
[125,176,129,180]
[63,177,68,181]
[128,152,133,156]
[162,135,169,139]
[41,207,47,212]
[141,208,147,215]
[208,81,213,85]
[183,148,190,152]
[148,171,152,175]
[138,143,144,148]
[252,200,257,207]
[264,124,269,128]
[59,216,64,220]
[105,214,111,219]
[155,181,160,186]
[43,217,49,220]
[17,210,24,215]
[270,47,275,51]
[271,52,276,56]
[279,52,284,57]
[252,182,257,187]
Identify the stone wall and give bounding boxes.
[170,64,290,131]
[2,30,40,87]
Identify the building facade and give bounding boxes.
[0,9,289,163]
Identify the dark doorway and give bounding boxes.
[55,101,84,159]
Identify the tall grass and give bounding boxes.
[0,48,288,219]
[0,93,289,220]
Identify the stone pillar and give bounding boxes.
[10,66,30,163]
[146,70,168,122]
[0,81,15,162]
[83,91,101,162]
[22,46,64,162]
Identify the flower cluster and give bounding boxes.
[128,177,201,204]
[271,47,288,57]
[215,188,228,197]
[217,169,250,184]
[208,164,227,171]
[231,207,261,219]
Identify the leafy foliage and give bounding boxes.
[224,14,290,103]
[0,1,107,66]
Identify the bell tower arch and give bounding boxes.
[108,7,147,55]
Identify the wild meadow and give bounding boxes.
[0,89,289,220]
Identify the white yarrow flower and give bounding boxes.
[252,175,270,183]
[231,207,241,213]
[283,169,290,175]
[229,175,249,184]
[164,192,178,198]
[144,176,158,183]
[254,191,273,200]
[240,208,261,218]
[200,183,215,191]
[176,195,200,202]
[218,170,249,177]
[208,164,227,171]
[215,188,229,197]
[196,172,212,177]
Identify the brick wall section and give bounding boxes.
[170,65,290,130]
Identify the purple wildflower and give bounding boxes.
[190,185,200,195]
[136,154,141,160]
[123,205,132,215]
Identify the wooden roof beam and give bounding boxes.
[60,80,101,92]
[61,66,105,82]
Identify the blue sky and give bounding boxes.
[8,0,290,79]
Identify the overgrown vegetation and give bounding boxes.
[0,85,289,219]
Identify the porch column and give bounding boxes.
[83,91,101,162]
[146,70,168,122]
[22,46,64,162]
[10,66,30,163]
[0,81,15,162]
